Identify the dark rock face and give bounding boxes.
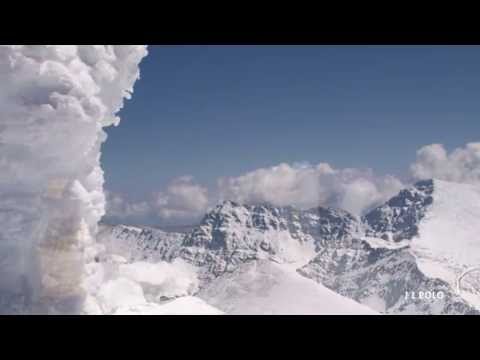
[363,180,434,242]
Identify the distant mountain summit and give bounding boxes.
[99,179,480,314]
[363,179,434,242]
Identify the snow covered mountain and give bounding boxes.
[298,238,477,314]
[363,179,434,242]
[365,179,480,310]
[97,224,184,263]
[98,202,373,314]
[100,201,362,283]
[99,179,480,314]
[363,179,480,269]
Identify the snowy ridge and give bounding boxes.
[363,179,434,242]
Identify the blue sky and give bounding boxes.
[103,45,480,206]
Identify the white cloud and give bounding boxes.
[106,140,480,225]
[218,162,404,215]
[410,142,480,184]
[154,176,209,220]
[105,191,151,219]
[107,164,405,222]
[218,163,334,209]
[105,176,209,224]
[338,175,404,215]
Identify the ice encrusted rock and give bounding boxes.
[0,45,148,314]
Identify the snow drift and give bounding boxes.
[0,45,148,314]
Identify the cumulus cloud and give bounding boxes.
[107,164,405,223]
[337,175,404,215]
[105,192,151,220]
[154,176,209,220]
[106,140,480,226]
[105,176,209,224]
[217,141,480,216]
[218,162,404,215]
[213,141,480,217]
[410,142,480,184]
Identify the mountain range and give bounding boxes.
[98,179,480,314]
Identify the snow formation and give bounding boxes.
[0,45,148,314]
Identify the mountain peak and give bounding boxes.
[363,179,434,241]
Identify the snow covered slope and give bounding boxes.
[413,179,480,266]
[198,260,376,315]
[364,178,480,268]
